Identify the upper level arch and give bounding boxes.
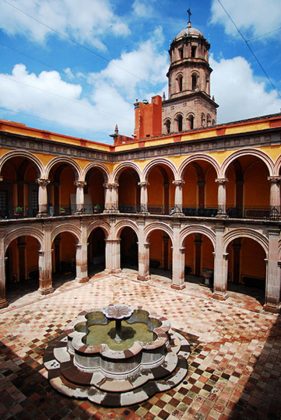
[0,150,44,178]
[112,162,142,184]
[143,159,178,181]
[179,154,220,179]
[45,156,81,180]
[221,149,274,178]
[87,220,110,239]
[82,163,109,183]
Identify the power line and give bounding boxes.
[216,0,280,95]
[2,0,144,83]
[247,25,281,42]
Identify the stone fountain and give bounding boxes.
[44,304,190,407]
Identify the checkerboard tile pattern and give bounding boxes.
[0,270,280,419]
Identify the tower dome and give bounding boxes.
[162,12,218,135]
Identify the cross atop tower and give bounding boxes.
[187,8,192,25]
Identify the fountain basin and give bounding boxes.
[66,308,170,378]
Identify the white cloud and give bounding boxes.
[0,28,168,140]
[211,0,281,39]
[0,0,130,50]
[210,56,281,122]
[89,27,168,97]
[0,64,132,138]
[132,0,154,17]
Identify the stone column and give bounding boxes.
[105,239,121,273]
[171,221,186,289]
[213,225,228,300]
[138,241,150,281]
[75,223,89,283]
[198,180,205,209]
[37,178,50,217]
[0,236,8,308]
[216,178,228,217]
[264,228,281,313]
[38,226,54,295]
[103,183,111,212]
[104,183,119,212]
[171,246,186,290]
[138,181,149,213]
[172,180,184,214]
[268,176,281,218]
[74,181,86,214]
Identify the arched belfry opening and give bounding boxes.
[162,10,218,135]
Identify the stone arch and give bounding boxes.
[164,118,171,134]
[4,227,43,252]
[180,225,215,248]
[191,71,199,90]
[186,113,195,130]
[223,228,268,256]
[82,163,109,183]
[0,150,44,178]
[273,155,281,176]
[176,72,183,92]
[144,222,174,246]
[221,149,274,178]
[112,162,142,183]
[45,157,81,180]
[179,154,220,179]
[51,223,81,243]
[113,220,139,241]
[143,158,178,181]
[87,220,110,239]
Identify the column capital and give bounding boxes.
[106,182,119,190]
[172,179,185,187]
[215,178,228,184]
[138,181,149,187]
[268,176,281,184]
[37,178,50,187]
[74,180,87,188]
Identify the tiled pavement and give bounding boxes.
[0,270,280,419]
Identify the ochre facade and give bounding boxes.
[0,19,280,313]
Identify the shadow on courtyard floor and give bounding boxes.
[230,312,281,419]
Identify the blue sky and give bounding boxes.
[0,0,281,143]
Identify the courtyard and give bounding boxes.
[0,270,280,419]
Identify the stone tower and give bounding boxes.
[162,13,218,134]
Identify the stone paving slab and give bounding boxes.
[0,270,280,419]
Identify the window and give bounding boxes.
[192,73,198,91]
[177,74,183,92]
[201,113,206,127]
[191,46,197,58]
[207,114,211,126]
[177,115,183,132]
[165,119,171,134]
[178,48,183,60]
[188,115,194,130]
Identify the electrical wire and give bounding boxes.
[216,0,280,95]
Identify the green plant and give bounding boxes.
[15,206,23,213]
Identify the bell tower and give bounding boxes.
[162,11,218,134]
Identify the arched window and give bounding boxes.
[178,48,183,60]
[177,74,183,92]
[165,119,171,134]
[191,45,197,58]
[207,114,211,127]
[201,113,206,127]
[176,115,183,132]
[191,73,198,91]
[188,114,194,130]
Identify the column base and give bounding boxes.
[76,276,89,283]
[216,213,228,219]
[263,303,281,313]
[137,274,150,281]
[0,298,9,309]
[212,291,228,301]
[171,283,186,290]
[37,212,48,218]
[39,287,54,295]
